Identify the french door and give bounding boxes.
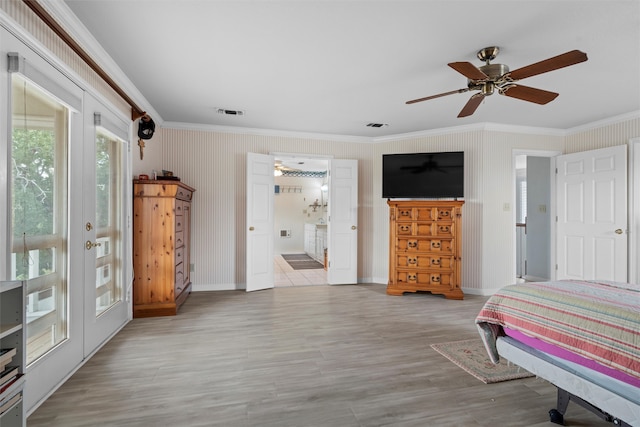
[82,94,130,356]
[4,29,130,411]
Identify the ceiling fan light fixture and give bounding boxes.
[406,47,587,118]
[481,82,494,96]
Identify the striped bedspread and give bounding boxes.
[476,280,640,381]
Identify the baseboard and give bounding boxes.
[192,283,240,292]
[462,287,504,297]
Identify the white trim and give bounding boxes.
[0,11,130,129]
[629,137,640,285]
[166,113,640,144]
[15,4,640,142]
[565,111,640,135]
[511,149,561,285]
[163,121,372,143]
[36,1,161,124]
[270,152,334,161]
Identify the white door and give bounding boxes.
[246,152,274,291]
[327,159,358,284]
[556,145,627,281]
[82,94,130,355]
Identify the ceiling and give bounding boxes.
[59,0,640,139]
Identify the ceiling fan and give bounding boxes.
[406,47,588,118]
[274,160,302,176]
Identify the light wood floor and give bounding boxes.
[28,284,612,426]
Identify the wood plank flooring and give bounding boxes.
[27,284,613,426]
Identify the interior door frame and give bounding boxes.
[268,152,361,285]
[512,149,560,282]
[628,138,639,284]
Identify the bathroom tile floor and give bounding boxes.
[274,254,327,287]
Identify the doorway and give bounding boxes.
[513,150,559,283]
[273,155,329,287]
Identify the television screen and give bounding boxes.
[382,151,464,199]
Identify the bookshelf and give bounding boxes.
[0,280,26,426]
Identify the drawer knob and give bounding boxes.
[431,275,440,283]
[432,242,441,249]
[407,257,417,265]
[431,259,441,265]
[439,226,450,233]
[407,241,418,248]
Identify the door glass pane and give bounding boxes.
[11,74,69,365]
[95,129,123,316]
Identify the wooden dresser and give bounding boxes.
[133,180,195,317]
[387,200,464,299]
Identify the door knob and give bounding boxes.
[85,240,102,250]
[351,225,357,230]
[249,226,255,231]
[615,229,623,235]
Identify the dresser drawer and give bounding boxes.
[394,271,454,287]
[175,214,184,232]
[175,200,184,216]
[175,246,184,265]
[435,207,455,221]
[175,231,185,248]
[176,187,193,202]
[396,237,453,253]
[175,270,184,294]
[434,223,454,236]
[396,254,454,270]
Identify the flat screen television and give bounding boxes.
[382,151,464,199]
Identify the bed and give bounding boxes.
[475,280,640,426]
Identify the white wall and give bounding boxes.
[154,118,639,294]
[274,175,326,254]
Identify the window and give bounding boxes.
[11,74,69,364]
[94,128,123,315]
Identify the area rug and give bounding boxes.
[281,254,324,270]
[430,339,534,384]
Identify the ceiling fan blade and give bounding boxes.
[406,88,469,104]
[502,84,559,105]
[448,62,489,80]
[508,50,588,80]
[457,94,484,118]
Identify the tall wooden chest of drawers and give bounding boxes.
[387,200,464,299]
[133,180,195,317]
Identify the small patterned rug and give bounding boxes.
[431,339,534,384]
[281,254,324,270]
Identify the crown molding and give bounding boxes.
[565,111,640,135]
[162,121,372,143]
[24,3,640,142]
[371,122,566,143]
[39,0,162,123]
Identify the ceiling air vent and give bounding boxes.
[217,108,245,116]
[366,123,388,128]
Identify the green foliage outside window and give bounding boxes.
[11,128,56,279]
